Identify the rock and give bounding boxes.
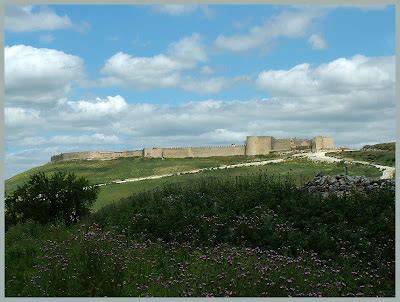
[301,174,395,199]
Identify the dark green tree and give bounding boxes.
[5,171,98,229]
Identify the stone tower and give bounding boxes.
[245,136,273,156]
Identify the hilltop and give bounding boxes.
[6,148,390,212]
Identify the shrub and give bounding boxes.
[5,171,98,229]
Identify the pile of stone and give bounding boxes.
[302,174,395,198]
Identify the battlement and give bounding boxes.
[50,135,334,162]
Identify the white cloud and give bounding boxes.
[152,5,214,17]
[101,52,182,89]
[200,65,214,75]
[66,95,128,116]
[153,4,199,15]
[5,107,42,128]
[5,5,73,32]
[181,78,231,94]
[5,53,395,178]
[6,147,62,179]
[308,34,327,49]
[256,55,394,96]
[52,133,122,145]
[168,33,207,66]
[100,34,217,92]
[214,9,325,52]
[181,76,249,94]
[5,44,85,105]
[15,133,122,146]
[99,34,243,94]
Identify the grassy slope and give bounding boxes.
[94,159,381,211]
[326,150,395,167]
[362,142,395,151]
[6,170,394,297]
[5,154,382,212]
[5,154,278,193]
[327,142,395,167]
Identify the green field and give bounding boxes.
[327,150,395,167]
[5,154,382,212]
[94,159,381,211]
[5,154,279,193]
[326,142,395,167]
[362,142,395,151]
[5,150,394,297]
[6,170,394,297]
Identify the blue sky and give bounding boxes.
[4,4,396,178]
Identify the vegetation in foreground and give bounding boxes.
[5,172,98,230]
[327,142,395,167]
[6,171,395,297]
[94,158,380,211]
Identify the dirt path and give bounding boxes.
[295,151,395,180]
[95,158,285,187]
[95,150,395,187]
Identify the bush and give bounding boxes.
[5,171,98,229]
[91,173,395,265]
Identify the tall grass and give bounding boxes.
[327,150,395,167]
[6,172,395,297]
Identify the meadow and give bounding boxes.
[5,172,394,297]
[94,158,381,211]
[327,142,395,167]
[5,154,279,192]
[4,149,394,297]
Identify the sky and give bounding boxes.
[4,4,396,179]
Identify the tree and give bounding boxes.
[5,171,99,229]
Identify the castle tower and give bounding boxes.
[245,136,273,156]
[312,136,335,152]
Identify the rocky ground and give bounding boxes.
[302,174,395,198]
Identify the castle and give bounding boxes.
[50,135,335,162]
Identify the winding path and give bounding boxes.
[95,158,285,187]
[95,151,395,187]
[296,151,395,180]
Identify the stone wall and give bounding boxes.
[312,136,324,152]
[272,138,291,151]
[191,145,245,157]
[50,135,335,162]
[322,137,335,150]
[292,139,312,150]
[245,136,272,156]
[312,136,335,151]
[162,147,193,158]
[144,145,246,159]
[144,148,163,158]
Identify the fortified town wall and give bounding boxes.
[50,135,335,162]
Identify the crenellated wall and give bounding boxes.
[50,135,334,162]
[191,145,245,157]
[142,145,246,159]
[51,150,143,162]
[162,147,193,158]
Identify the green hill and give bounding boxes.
[5,153,392,297]
[6,154,382,212]
[362,142,395,151]
[5,154,278,193]
[327,142,395,167]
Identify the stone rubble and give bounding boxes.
[302,174,395,198]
